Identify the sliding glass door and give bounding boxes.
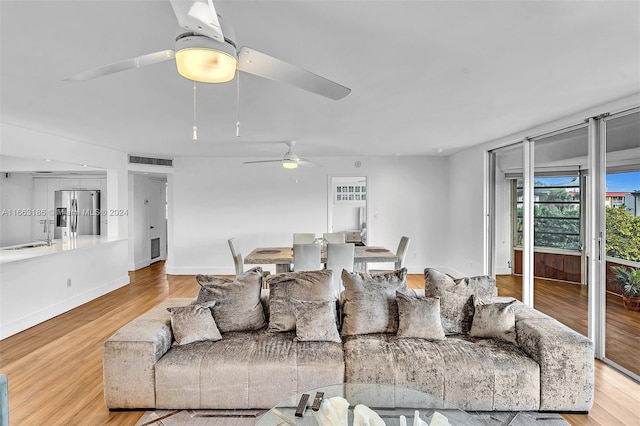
[488,107,639,380]
[531,126,589,335]
[603,111,640,378]
[488,143,523,301]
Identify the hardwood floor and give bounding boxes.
[0,263,638,425]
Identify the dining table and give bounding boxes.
[244,245,397,273]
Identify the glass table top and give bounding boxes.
[256,383,481,425]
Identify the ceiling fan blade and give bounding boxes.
[64,50,175,81]
[298,158,321,167]
[237,47,351,100]
[169,0,224,42]
[242,159,283,164]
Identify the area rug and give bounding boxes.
[136,409,569,425]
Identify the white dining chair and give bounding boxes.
[323,232,346,244]
[293,243,322,271]
[368,236,411,273]
[228,238,244,277]
[326,243,355,295]
[293,233,316,244]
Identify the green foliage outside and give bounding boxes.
[516,180,581,250]
[606,206,640,262]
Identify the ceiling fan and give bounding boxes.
[243,141,311,169]
[64,0,351,101]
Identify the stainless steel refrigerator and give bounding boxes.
[54,190,101,238]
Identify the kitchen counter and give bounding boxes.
[1,235,129,339]
[0,235,125,265]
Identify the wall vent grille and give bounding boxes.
[151,238,161,259]
[128,155,173,167]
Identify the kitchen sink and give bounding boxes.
[1,242,50,250]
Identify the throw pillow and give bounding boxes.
[290,299,341,343]
[424,268,496,335]
[470,296,518,344]
[395,291,446,341]
[267,269,335,332]
[167,302,222,346]
[195,267,266,333]
[341,268,409,336]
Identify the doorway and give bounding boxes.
[327,176,368,245]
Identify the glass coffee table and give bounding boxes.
[256,383,481,425]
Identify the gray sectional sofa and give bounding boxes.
[103,267,594,413]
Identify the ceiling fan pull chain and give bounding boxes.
[236,70,241,137]
[192,80,198,141]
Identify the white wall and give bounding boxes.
[165,156,452,275]
[446,147,487,277]
[0,173,33,246]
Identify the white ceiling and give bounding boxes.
[1,0,638,161]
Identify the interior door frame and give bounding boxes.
[327,175,369,241]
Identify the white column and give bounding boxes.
[106,168,129,239]
[522,139,534,307]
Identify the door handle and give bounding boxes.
[150,226,155,229]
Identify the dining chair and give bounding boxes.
[293,243,322,271]
[323,232,346,244]
[293,233,316,244]
[326,243,355,295]
[228,238,243,277]
[368,236,410,273]
[229,238,271,287]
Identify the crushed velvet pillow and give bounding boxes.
[167,302,222,346]
[395,291,446,341]
[424,268,496,335]
[470,296,518,344]
[290,299,341,343]
[195,267,266,333]
[341,268,409,336]
[267,269,335,333]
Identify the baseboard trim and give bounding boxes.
[129,259,151,271]
[165,266,236,276]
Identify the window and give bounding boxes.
[514,175,581,250]
[335,184,366,203]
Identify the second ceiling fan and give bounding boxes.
[243,141,312,169]
[65,0,351,101]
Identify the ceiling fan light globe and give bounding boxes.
[282,160,298,169]
[175,35,237,83]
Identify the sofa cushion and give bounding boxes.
[341,268,409,336]
[424,268,495,335]
[166,302,222,345]
[291,299,341,343]
[395,291,445,341]
[155,330,344,409]
[342,333,540,411]
[267,270,335,333]
[470,296,517,344]
[195,267,266,333]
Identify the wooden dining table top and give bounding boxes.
[244,245,397,265]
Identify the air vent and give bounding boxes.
[128,155,173,167]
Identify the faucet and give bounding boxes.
[42,219,53,246]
